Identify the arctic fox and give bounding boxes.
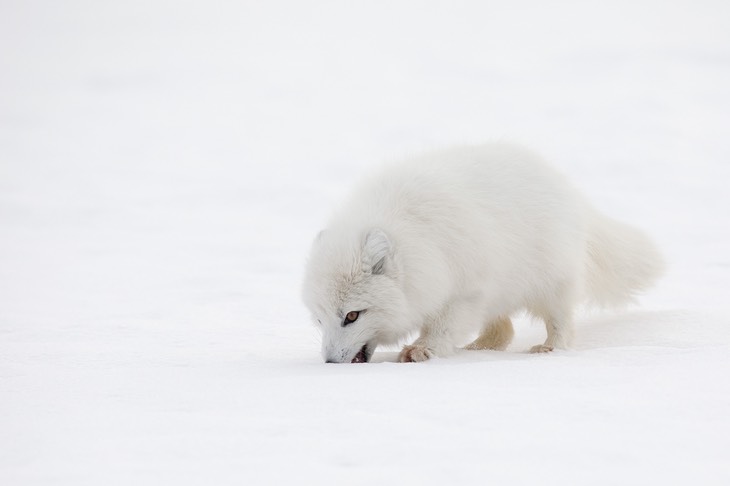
[302,144,663,363]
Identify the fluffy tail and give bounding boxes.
[584,213,664,307]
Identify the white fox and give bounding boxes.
[302,144,663,363]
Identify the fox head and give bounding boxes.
[302,228,412,363]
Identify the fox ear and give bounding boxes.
[363,229,390,275]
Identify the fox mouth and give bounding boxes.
[351,343,372,363]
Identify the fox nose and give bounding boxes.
[325,359,336,363]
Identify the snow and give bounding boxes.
[1,0,730,484]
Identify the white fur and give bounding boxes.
[302,143,664,363]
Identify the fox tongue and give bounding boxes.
[351,346,367,363]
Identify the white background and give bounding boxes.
[1,1,729,484]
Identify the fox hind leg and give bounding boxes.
[529,284,576,353]
[530,314,573,353]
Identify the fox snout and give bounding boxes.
[324,343,372,363]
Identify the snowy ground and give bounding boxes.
[2,1,730,484]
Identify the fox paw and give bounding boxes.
[399,345,434,362]
[530,344,554,354]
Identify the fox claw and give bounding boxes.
[530,344,554,353]
[399,344,433,362]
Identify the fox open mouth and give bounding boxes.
[351,344,371,363]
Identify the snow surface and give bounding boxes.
[2,1,730,484]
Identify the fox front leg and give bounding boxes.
[398,299,473,362]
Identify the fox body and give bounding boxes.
[302,144,663,363]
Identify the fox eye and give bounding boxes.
[343,311,360,326]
